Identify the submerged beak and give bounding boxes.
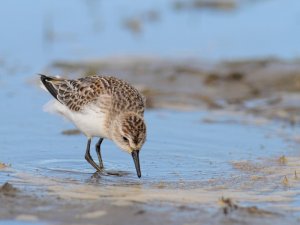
[131,150,141,178]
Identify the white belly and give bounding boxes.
[44,100,109,138]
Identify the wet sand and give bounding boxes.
[1,154,300,224]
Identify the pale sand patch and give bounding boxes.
[0,162,10,169]
[77,210,107,219]
[15,214,38,221]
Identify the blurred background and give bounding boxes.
[0,0,299,72]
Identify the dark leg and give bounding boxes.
[85,138,102,171]
[96,138,104,169]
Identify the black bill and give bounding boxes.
[131,150,141,178]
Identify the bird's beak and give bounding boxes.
[131,150,141,178]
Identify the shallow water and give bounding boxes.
[0,73,291,183]
[0,75,298,190]
[23,110,292,186]
[0,222,44,225]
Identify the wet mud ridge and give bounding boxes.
[0,177,299,225]
[47,57,300,124]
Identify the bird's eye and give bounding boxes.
[122,136,129,142]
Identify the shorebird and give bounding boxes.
[40,74,147,178]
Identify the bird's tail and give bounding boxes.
[39,74,62,101]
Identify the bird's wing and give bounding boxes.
[40,74,105,111]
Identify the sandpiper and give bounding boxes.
[40,74,147,178]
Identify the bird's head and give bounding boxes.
[111,112,146,178]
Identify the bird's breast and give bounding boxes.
[69,105,110,139]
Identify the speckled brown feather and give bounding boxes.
[121,113,146,146]
[40,75,145,116]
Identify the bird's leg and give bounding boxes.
[85,138,102,171]
[95,138,104,169]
